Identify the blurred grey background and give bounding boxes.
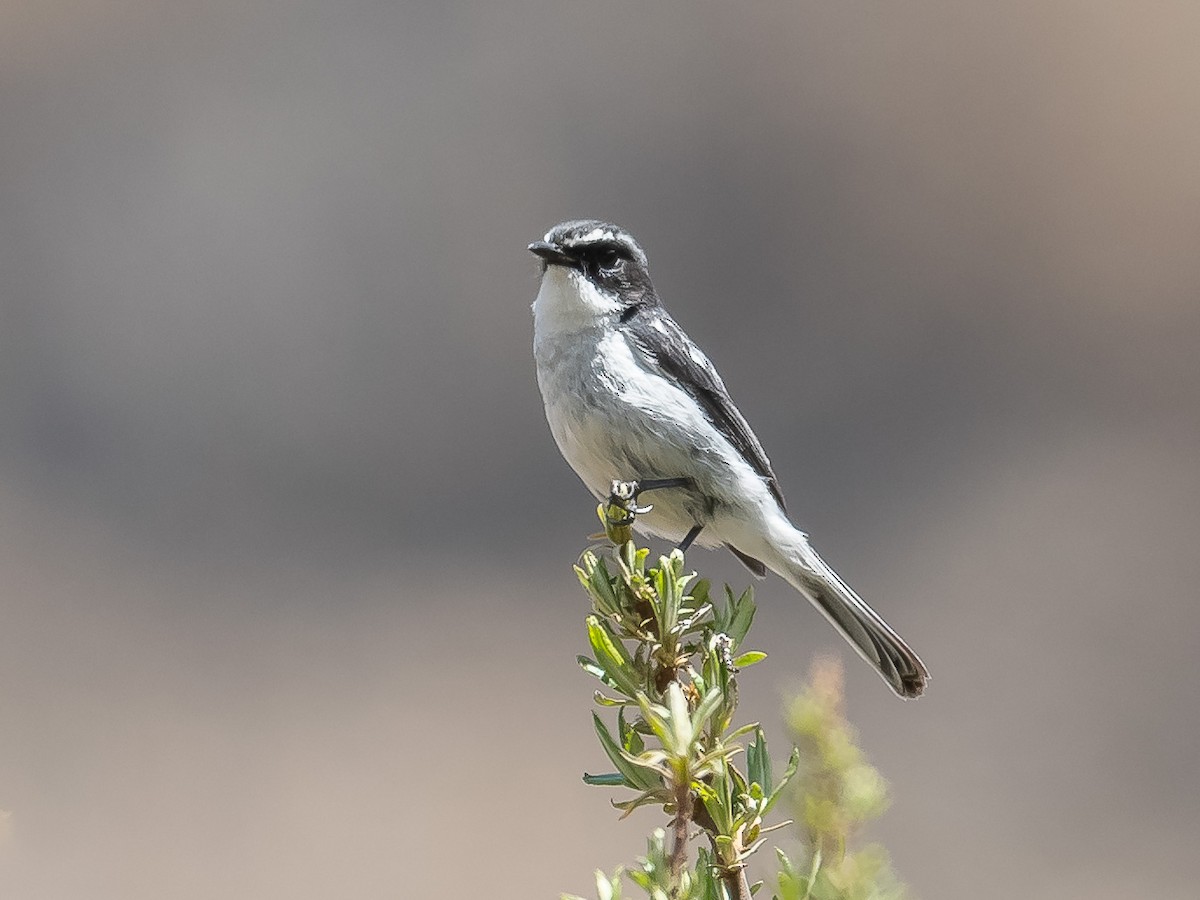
[2,2,1198,898]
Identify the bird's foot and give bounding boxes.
[606,479,654,526]
[597,477,694,545]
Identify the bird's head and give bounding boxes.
[529,220,658,329]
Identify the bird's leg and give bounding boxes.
[600,477,697,545]
[632,477,695,495]
[605,477,695,525]
[677,524,703,553]
[604,480,652,528]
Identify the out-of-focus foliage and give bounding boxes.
[774,659,909,900]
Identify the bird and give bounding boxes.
[529,219,928,699]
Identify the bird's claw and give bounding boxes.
[599,477,693,545]
[608,479,654,519]
[598,480,652,544]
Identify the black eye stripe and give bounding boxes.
[562,240,641,281]
[584,245,623,265]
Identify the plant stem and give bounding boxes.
[668,774,692,885]
[720,867,752,900]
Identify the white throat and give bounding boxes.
[532,265,622,340]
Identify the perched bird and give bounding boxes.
[529,219,928,698]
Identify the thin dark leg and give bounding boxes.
[633,477,694,496]
[677,524,703,553]
[605,477,696,529]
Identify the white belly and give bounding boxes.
[535,325,773,545]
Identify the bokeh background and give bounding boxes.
[2,3,1199,898]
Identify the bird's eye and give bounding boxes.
[597,248,621,270]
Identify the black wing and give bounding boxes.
[624,306,786,512]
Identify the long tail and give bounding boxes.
[767,536,929,699]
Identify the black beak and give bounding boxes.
[528,240,579,269]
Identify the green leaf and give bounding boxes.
[690,686,725,737]
[586,616,641,697]
[727,586,757,647]
[592,713,660,792]
[611,789,667,817]
[748,726,772,796]
[693,848,723,900]
[667,681,693,754]
[763,746,801,816]
[726,722,761,742]
[651,556,679,638]
[711,586,732,634]
[582,772,627,786]
[619,540,639,575]
[594,867,622,900]
[713,833,735,866]
[733,650,767,668]
[592,691,629,707]
[618,707,645,756]
[635,693,675,750]
[588,560,621,614]
[577,655,607,681]
[693,743,742,780]
[698,759,734,834]
[574,564,592,592]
